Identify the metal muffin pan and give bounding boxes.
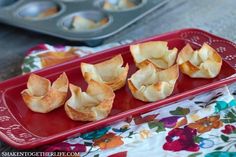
[0,0,168,45]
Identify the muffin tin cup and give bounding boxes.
[95,0,146,12]
[15,1,65,21]
[59,10,113,34]
[0,0,169,46]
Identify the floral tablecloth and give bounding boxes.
[22,43,236,157]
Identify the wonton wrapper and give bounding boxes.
[72,16,108,31]
[177,43,222,78]
[103,0,135,11]
[65,80,115,121]
[130,41,178,69]
[21,72,69,113]
[128,64,179,102]
[81,54,129,91]
[25,7,58,20]
[38,7,59,18]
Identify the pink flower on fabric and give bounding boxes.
[221,125,236,134]
[163,126,199,152]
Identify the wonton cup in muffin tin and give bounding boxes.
[177,43,222,78]
[130,41,178,69]
[65,80,115,121]
[72,15,108,32]
[61,11,110,32]
[128,63,179,102]
[16,1,61,20]
[81,54,129,91]
[100,0,141,11]
[21,72,69,113]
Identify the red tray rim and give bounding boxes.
[1,28,236,149]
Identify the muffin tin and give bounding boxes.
[0,0,168,45]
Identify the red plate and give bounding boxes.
[1,28,236,150]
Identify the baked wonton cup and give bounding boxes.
[21,72,69,113]
[72,15,108,31]
[130,41,178,69]
[177,43,222,78]
[103,0,136,11]
[65,80,115,121]
[81,54,129,91]
[128,64,179,102]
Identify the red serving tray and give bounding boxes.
[1,28,236,150]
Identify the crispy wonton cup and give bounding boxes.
[177,43,222,78]
[81,54,129,91]
[103,0,136,11]
[21,72,69,113]
[130,41,178,69]
[72,16,108,31]
[128,64,179,102]
[65,80,115,121]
